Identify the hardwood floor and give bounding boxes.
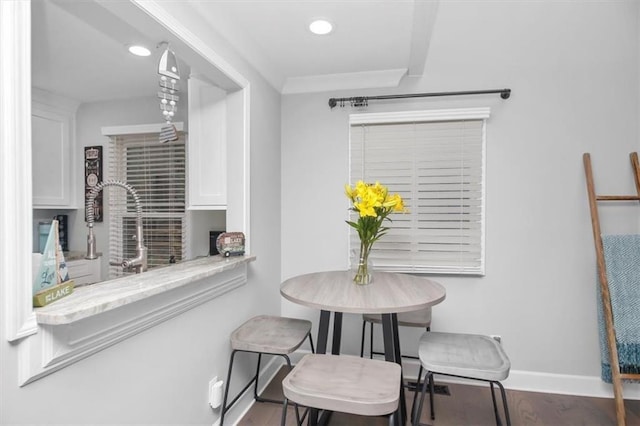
[237,367,640,425]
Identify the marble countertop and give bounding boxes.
[35,254,256,325]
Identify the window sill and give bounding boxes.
[20,255,255,385]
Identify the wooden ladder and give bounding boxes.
[583,152,640,426]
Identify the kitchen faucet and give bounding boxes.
[85,180,148,273]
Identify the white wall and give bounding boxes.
[1,2,282,424]
[281,0,640,396]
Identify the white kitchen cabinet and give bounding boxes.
[187,76,227,209]
[66,258,101,286]
[32,91,77,208]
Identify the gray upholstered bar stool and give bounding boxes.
[281,353,401,426]
[360,306,432,359]
[411,331,511,426]
[221,315,314,426]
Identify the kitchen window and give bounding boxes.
[108,132,187,277]
[349,108,489,275]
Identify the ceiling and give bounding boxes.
[189,0,438,93]
[32,0,161,104]
[32,0,438,103]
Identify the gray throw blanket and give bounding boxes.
[598,234,640,383]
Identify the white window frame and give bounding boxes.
[349,108,490,275]
[107,130,187,277]
[1,0,37,342]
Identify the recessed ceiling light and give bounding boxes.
[128,45,151,57]
[309,19,333,35]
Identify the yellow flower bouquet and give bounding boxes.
[345,180,406,284]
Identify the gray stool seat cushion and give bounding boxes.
[230,315,312,354]
[363,307,432,328]
[418,331,510,382]
[282,354,401,417]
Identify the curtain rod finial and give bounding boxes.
[500,89,511,99]
[328,98,337,109]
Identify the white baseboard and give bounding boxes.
[502,369,640,400]
[401,357,640,401]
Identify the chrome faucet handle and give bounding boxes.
[122,246,148,273]
[109,258,143,273]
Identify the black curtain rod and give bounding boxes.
[328,88,511,109]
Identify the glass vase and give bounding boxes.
[353,250,373,285]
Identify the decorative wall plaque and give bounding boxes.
[84,146,103,222]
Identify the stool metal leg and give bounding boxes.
[360,320,367,357]
[369,321,374,359]
[357,320,372,358]
[281,397,304,426]
[255,354,294,404]
[413,370,511,426]
[489,380,512,426]
[388,410,397,426]
[253,353,263,401]
[281,397,288,426]
[413,370,430,426]
[309,408,319,426]
[490,381,502,426]
[221,349,240,426]
[308,332,315,354]
[288,355,302,426]
[223,350,307,425]
[428,372,435,420]
[496,381,512,426]
[411,364,423,424]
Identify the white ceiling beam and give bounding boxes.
[407,0,439,77]
[282,69,407,95]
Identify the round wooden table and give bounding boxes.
[281,270,446,425]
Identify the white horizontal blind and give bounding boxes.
[349,112,486,275]
[108,134,186,278]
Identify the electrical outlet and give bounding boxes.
[490,335,502,343]
[208,377,224,409]
[208,376,218,406]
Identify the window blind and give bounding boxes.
[349,116,486,275]
[108,133,186,278]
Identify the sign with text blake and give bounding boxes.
[32,220,74,307]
